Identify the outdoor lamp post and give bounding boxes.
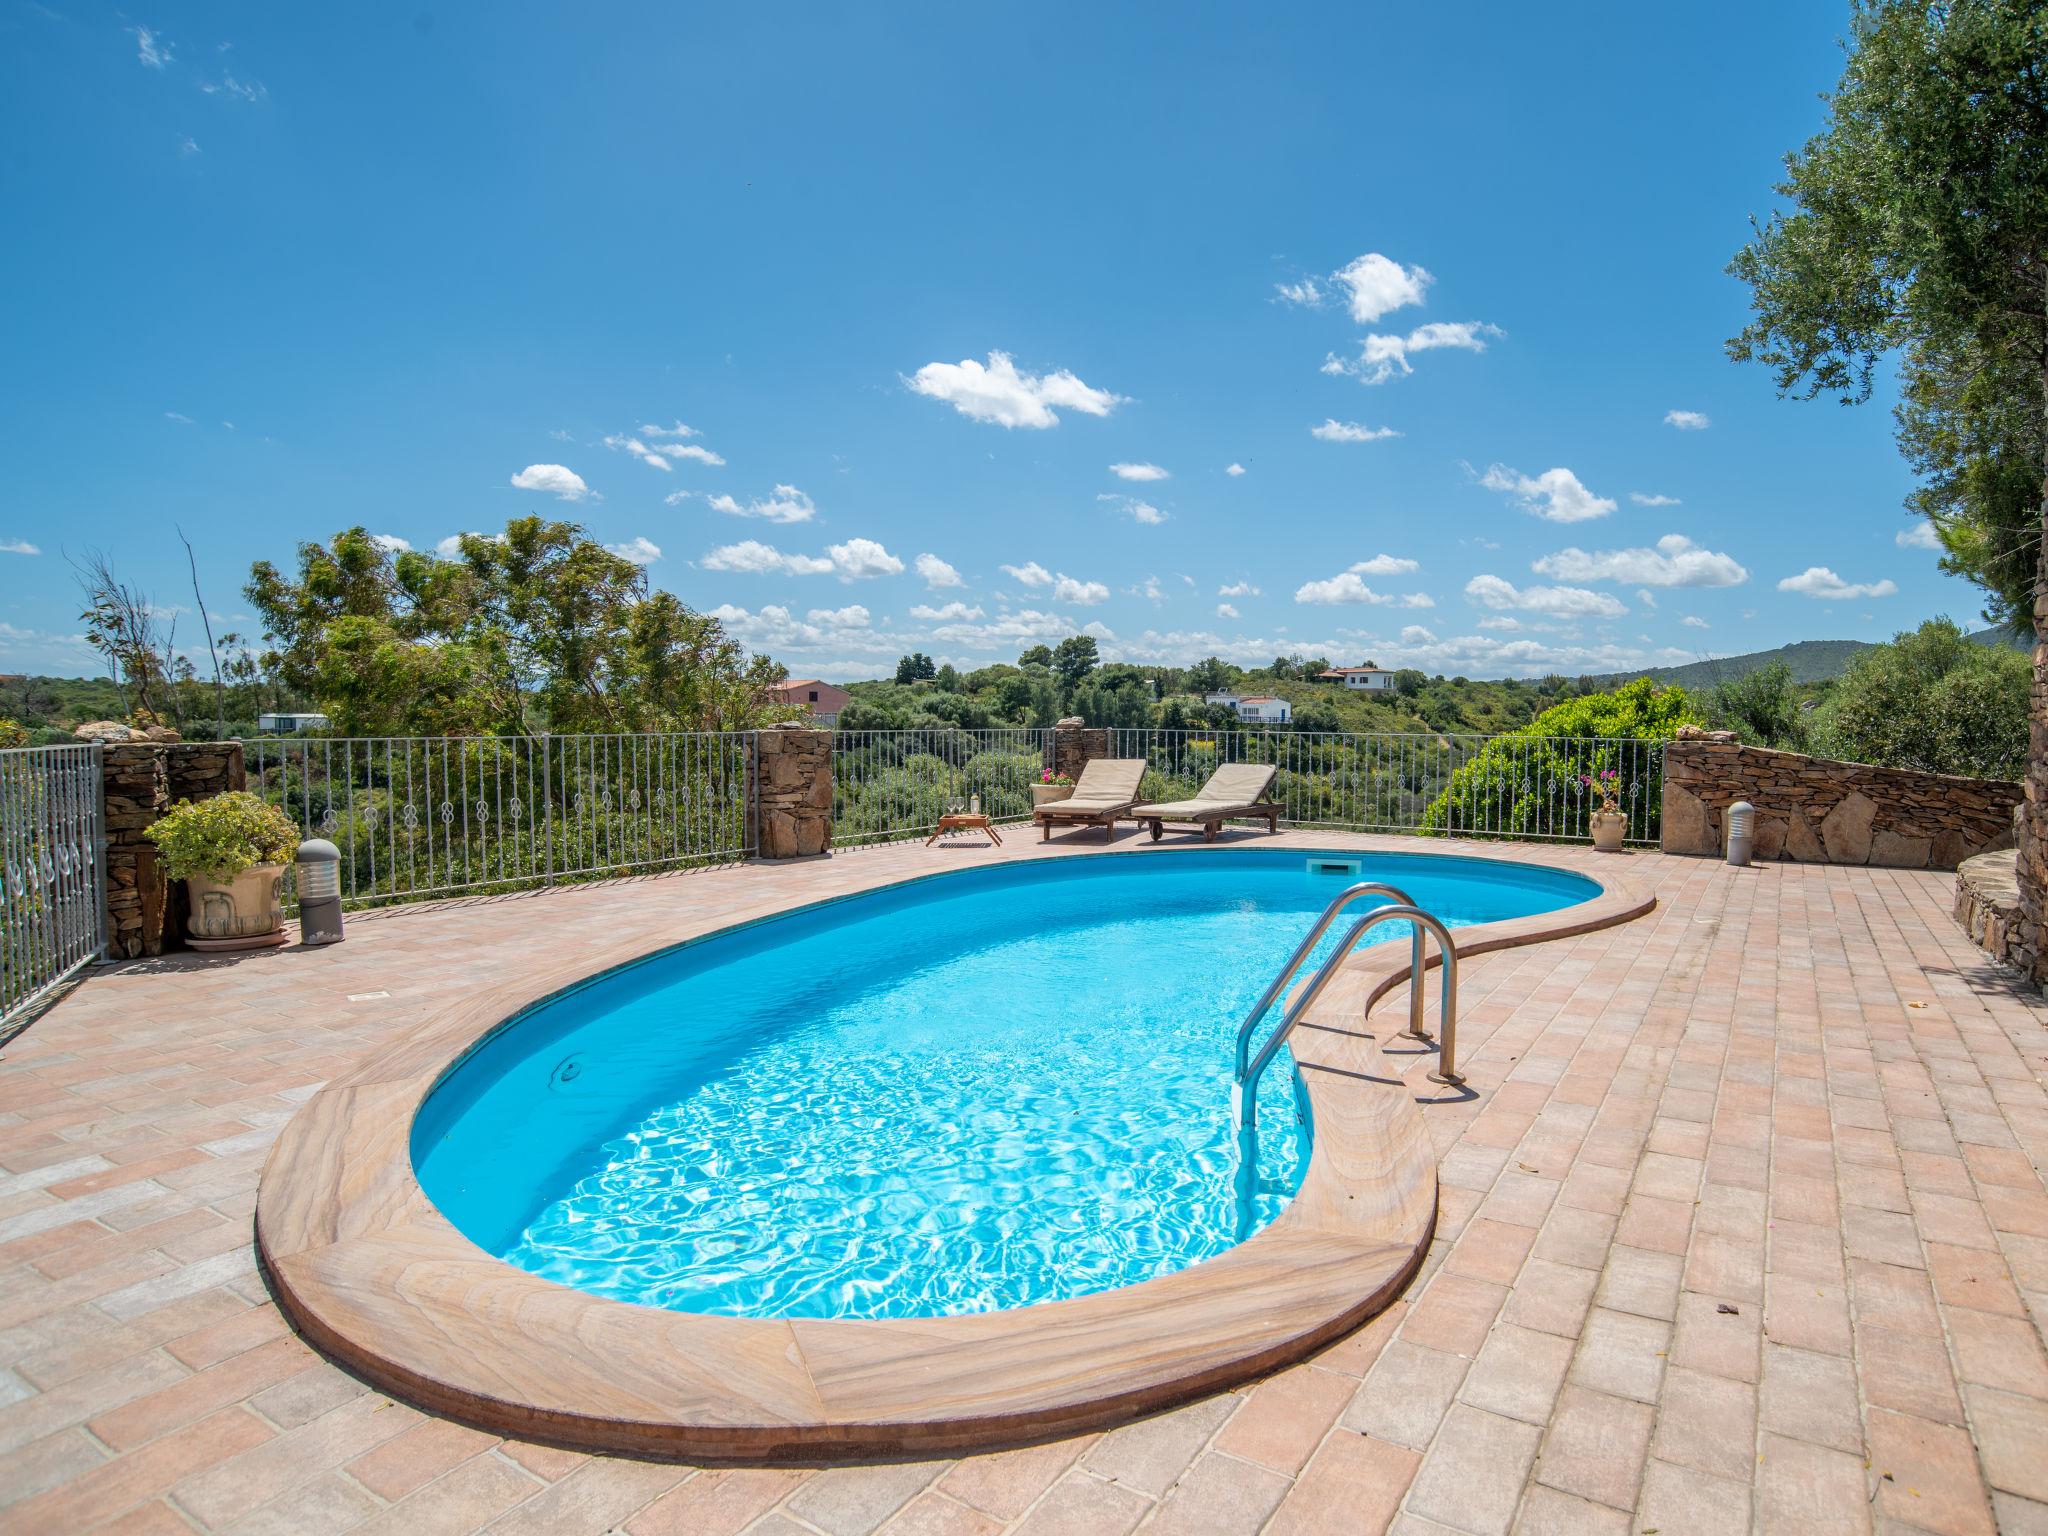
[295,838,345,945]
[1725,801,1755,868]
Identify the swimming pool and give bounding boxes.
[412,848,1597,1322]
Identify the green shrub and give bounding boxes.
[1813,618,2027,778]
[1421,679,1700,840]
[146,791,301,881]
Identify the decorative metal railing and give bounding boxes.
[0,743,105,1038]
[1108,729,1664,846]
[240,733,754,909]
[831,728,1054,847]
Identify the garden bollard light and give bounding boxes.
[1726,801,1755,868]
[296,839,345,945]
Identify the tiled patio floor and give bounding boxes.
[3,832,2046,1535]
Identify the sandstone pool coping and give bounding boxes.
[252,840,1654,1461]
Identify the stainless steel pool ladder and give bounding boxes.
[1231,881,1462,1237]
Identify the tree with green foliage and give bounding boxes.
[894,653,937,684]
[1707,661,1808,752]
[1050,635,1100,690]
[1815,618,2029,777]
[1017,644,1054,670]
[1186,656,1232,694]
[247,519,783,736]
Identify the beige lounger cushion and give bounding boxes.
[1036,758,1146,816]
[1131,762,1277,819]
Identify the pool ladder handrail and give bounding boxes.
[1231,883,1463,1237]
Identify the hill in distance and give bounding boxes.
[1613,626,2030,690]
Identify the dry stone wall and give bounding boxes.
[1662,727,2020,870]
[752,729,831,859]
[1052,719,1109,782]
[101,740,246,958]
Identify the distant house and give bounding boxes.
[1202,689,1241,708]
[256,712,330,733]
[1317,664,1395,692]
[769,679,851,724]
[1234,695,1293,725]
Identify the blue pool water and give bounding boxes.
[413,849,1595,1320]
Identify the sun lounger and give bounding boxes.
[1130,763,1281,842]
[1033,758,1148,841]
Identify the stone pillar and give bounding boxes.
[752,729,832,858]
[98,740,248,959]
[2021,612,2048,987]
[1052,717,1109,782]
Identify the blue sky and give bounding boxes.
[0,3,1986,684]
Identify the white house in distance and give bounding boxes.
[1317,664,1395,693]
[1204,690,1292,725]
[256,712,331,733]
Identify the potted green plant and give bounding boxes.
[146,792,301,950]
[1584,770,1627,853]
[1031,768,1075,808]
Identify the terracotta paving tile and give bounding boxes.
[344,1415,500,1502]
[1652,1365,1758,1483]
[783,1460,946,1536]
[1858,1327,1965,1425]
[87,1333,309,1449]
[1670,1288,1762,1384]
[1400,1271,1508,1358]
[1758,1432,1872,1536]
[475,1456,686,1534]
[1945,1307,2048,1398]
[1209,1363,1354,1475]
[1456,1321,1572,1426]
[1138,1450,1291,1536]
[1264,1432,1414,1536]
[1007,1469,1150,1536]
[1760,1343,1862,1455]
[1592,1244,1683,1321]
[1444,1217,1538,1286]
[1963,1384,2048,1504]
[1513,1483,1631,1535]
[1763,1275,1854,1356]
[1344,1340,1469,1449]
[1530,1383,1652,1511]
[1402,1403,1541,1536]
[6,1404,272,1531]
[1926,1241,2026,1316]
[1499,1258,1598,1339]
[937,1436,1087,1521]
[213,1470,383,1536]
[1637,1458,1753,1536]
[624,1468,809,1536]
[1865,1407,1996,1536]
[1081,1394,1235,1497]
[348,1450,544,1536]
[875,1491,1005,1536]
[163,1301,287,1370]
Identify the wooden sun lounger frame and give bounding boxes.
[1035,796,1139,841]
[1136,802,1284,842]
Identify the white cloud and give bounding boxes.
[199,73,266,102]
[1225,462,1246,477]
[907,351,1124,429]
[1311,419,1401,443]
[1333,253,1431,323]
[1274,278,1323,306]
[1110,462,1169,482]
[1349,553,1419,576]
[1099,493,1166,525]
[369,534,410,554]
[910,601,984,622]
[1003,561,1054,587]
[164,411,195,424]
[710,604,896,658]
[1329,321,1503,385]
[1629,492,1681,507]
[132,26,171,68]
[641,421,701,439]
[914,553,963,589]
[1219,580,1262,598]
[2,538,42,555]
[1665,410,1711,431]
[825,538,905,581]
[1777,567,1898,601]
[704,485,816,524]
[548,428,575,442]
[510,463,594,502]
[1682,615,1710,629]
[1478,464,1615,523]
[1053,575,1110,605]
[1475,616,1522,632]
[435,531,504,557]
[1896,523,1942,550]
[605,536,662,566]
[808,604,871,629]
[1401,625,1436,645]
[177,136,200,157]
[1217,603,1240,619]
[603,434,673,471]
[1465,573,1627,618]
[1532,534,1749,588]
[1637,590,1657,608]
[1295,572,1435,607]
[606,427,724,471]
[702,541,834,577]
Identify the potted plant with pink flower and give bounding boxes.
[1584,769,1627,852]
[1031,768,1075,809]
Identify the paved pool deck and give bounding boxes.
[1,830,2045,1535]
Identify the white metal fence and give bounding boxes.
[1108,729,1664,846]
[831,728,1053,846]
[1,743,106,1037]
[241,733,754,909]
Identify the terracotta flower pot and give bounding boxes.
[1589,809,1627,853]
[1030,783,1074,807]
[185,863,289,951]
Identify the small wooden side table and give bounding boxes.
[926,812,1003,846]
